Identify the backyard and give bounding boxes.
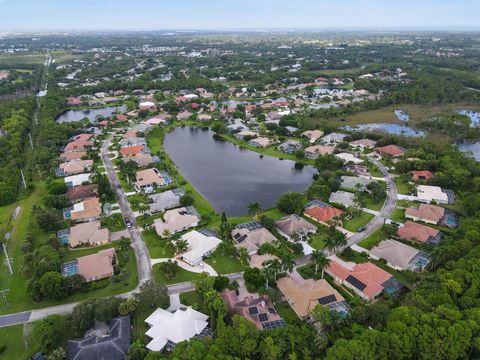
[343,211,375,232]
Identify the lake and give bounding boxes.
[458,142,480,161]
[342,123,426,137]
[56,105,127,123]
[163,127,316,216]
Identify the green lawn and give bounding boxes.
[395,177,411,195]
[131,305,152,344]
[0,324,41,360]
[260,208,287,220]
[153,264,206,285]
[100,213,126,232]
[64,242,116,262]
[205,252,246,274]
[362,196,384,211]
[342,211,375,232]
[143,229,174,258]
[390,208,405,222]
[309,234,326,250]
[276,301,301,325]
[357,227,387,249]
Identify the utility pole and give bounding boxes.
[20,169,27,189]
[28,133,34,150]
[2,243,13,275]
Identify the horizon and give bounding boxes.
[1,0,479,32]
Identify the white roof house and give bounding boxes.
[179,230,222,266]
[416,185,449,204]
[321,132,347,145]
[145,307,209,352]
[64,173,92,188]
[335,153,364,164]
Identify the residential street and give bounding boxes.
[100,135,153,284]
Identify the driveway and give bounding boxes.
[101,135,152,284]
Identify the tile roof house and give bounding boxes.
[301,130,324,143]
[410,170,433,182]
[248,137,273,148]
[120,145,146,158]
[329,190,357,208]
[277,276,350,319]
[231,221,277,255]
[64,173,92,188]
[304,207,344,226]
[145,307,210,352]
[335,152,364,164]
[349,139,377,149]
[154,207,201,236]
[64,140,94,152]
[221,288,285,330]
[71,134,94,142]
[275,214,317,241]
[178,230,222,266]
[148,188,184,213]
[304,145,335,159]
[67,315,131,360]
[67,197,102,222]
[369,239,429,271]
[68,221,110,248]
[398,220,442,245]
[60,151,88,162]
[176,110,193,121]
[321,132,347,145]
[119,137,147,148]
[76,248,116,282]
[405,204,445,225]
[248,253,279,269]
[234,130,258,140]
[58,160,93,177]
[277,140,302,154]
[134,168,172,192]
[374,145,405,157]
[340,176,373,191]
[67,184,98,203]
[122,153,156,167]
[326,255,395,301]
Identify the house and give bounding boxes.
[326,255,403,301]
[58,160,93,177]
[404,204,444,225]
[416,185,452,204]
[340,176,373,191]
[67,221,110,248]
[301,130,324,143]
[71,134,94,142]
[65,197,102,222]
[67,315,130,360]
[234,130,257,140]
[115,114,128,122]
[122,153,156,167]
[134,168,172,192]
[248,253,279,269]
[119,137,147,148]
[221,287,285,330]
[139,101,156,111]
[248,137,273,148]
[231,221,277,255]
[335,153,363,164]
[345,164,371,178]
[154,207,201,236]
[145,307,211,352]
[398,221,442,245]
[304,145,335,159]
[321,132,347,145]
[329,190,356,208]
[304,207,344,226]
[349,139,377,150]
[120,145,146,158]
[64,173,92,188]
[276,276,350,320]
[197,114,213,122]
[66,97,81,106]
[278,140,302,154]
[66,184,98,203]
[176,110,193,121]
[62,248,116,282]
[410,170,433,182]
[275,214,316,241]
[369,239,429,271]
[148,188,184,213]
[178,230,221,266]
[144,114,170,126]
[60,151,87,162]
[64,140,93,152]
[374,145,405,157]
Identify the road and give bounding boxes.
[100,135,152,285]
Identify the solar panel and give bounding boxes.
[237,234,247,244]
[233,233,241,240]
[258,313,269,323]
[346,275,366,291]
[237,221,263,231]
[261,319,286,330]
[267,307,277,314]
[318,294,337,305]
[248,306,258,315]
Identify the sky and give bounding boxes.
[0,0,479,31]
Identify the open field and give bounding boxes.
[205,253,246,274]
[0,324,41,359]
[357,227,387,249]
[343,211,375,232]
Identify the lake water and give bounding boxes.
[342,123,426,137]
[163,127,316,216]
[56,105,127,123]
[394,109,409,121]
[458,142,480,161]
[457,110,480,127]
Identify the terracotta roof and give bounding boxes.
[59,160,93,175]
[67,184,98,202]
[405,204,444,223]
[64,140,93,152]
[77,248,115,282]
[349,139,377,148]
[69,221,110,247]
[120,145,144,157]
[135,168,166,188]
[301,130,324,140]
[398,221,441,243]
[60,151,87,161]
[72,133,93,142]
[70,197,102,221]
[304,145,335,155]
[304,207,344,223]
[374,145,405,157]
[410,170,433,182]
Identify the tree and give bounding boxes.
[32,315,65,352]
[264,259,282,280]
[48,347,66,360]
[174,238,189,254]
[277,192,304,214]
[94,297,122,322]
[310,250,330,278]
[324,226,347,253]
[70,300,95,335]
[247,202,262,218]
[280,252,295,274]
[135,280,169,309]
[119,298,139,316]
[180,194,194,207]
[127,340,148,360]
[39,272,69,300]
[243,268,265,292]
[157,259,179,279]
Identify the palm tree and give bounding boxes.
[174,238,189,254]
[262,266,275,288]
[280,252,295,274]
[264,259,282,280]
[247,202,262,219]
[310,250,330,278]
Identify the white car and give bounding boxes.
[196,262,204,269]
